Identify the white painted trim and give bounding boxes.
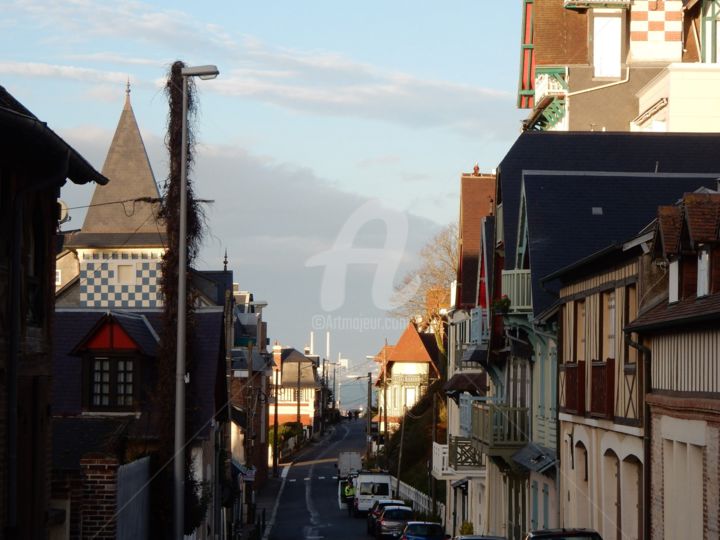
[559,413,644,437]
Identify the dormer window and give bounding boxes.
[697,248,710,297]
[669,259,679,303]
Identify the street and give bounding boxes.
[266,419,369,540]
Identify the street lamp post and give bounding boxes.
[174,63,219,540]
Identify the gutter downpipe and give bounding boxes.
[566,66,631,97]
[8,157,69,539]
[625,331,652,540]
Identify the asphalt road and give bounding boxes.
[266,418,370,540]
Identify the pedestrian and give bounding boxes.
[344,480,355,516]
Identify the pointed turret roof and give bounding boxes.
[67,85,165,248]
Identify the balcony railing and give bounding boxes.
[449,436,486,470]
[590,358,615,419]
[471,403,529,458]
[431,442,453,479]
[459,394,484,437]
[559,361,585,415]
[469,306,490,346]
[501,269,532,313]
[391,374,427,385]
[534,67,567,105]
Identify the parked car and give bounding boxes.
[367,499,406,534]
[401,521,446,540]
[524,530,602,540]
[375,506,414,539]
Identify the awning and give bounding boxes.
[461,346,488,364]
[451,479,468,489]
[443,373,487,398]
[511,443,557,474]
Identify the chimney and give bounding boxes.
[272,341,282,372]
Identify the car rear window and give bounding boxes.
[383,509,412,520]
[406,523,443,536]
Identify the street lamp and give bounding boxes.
[174,63,219,540]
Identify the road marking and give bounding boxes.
[318,476,325,480]
[289,479,296,483]
[332,476,337,480]
[304,477,310,481]
[262,465,291,540]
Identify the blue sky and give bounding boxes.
[2,1,525,408]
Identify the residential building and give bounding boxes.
[50,88,233,540]
[519,0,720,132]
[375,322,440,433]
[481,130,720,539]
[0,85,107,540]
[269,345,322,434]
[626,191,720,539]
[434,169,494,537]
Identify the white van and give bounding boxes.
[353,472,393,515]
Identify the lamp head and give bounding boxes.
[181,65,220,79]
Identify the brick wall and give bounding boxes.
[80,453,119,539]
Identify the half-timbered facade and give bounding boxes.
[626,191,720,540]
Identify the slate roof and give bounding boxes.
[52,417,129,471]
[231,348,273,372]
[53,309,225,439]
[192,270,233,306]
[67,89,164,247]
[0,85,108,186]
[523,172,720,316]
[443,372,487,397]
[625,293,720,332]
[280,348,320,388]
[497,131,720,269]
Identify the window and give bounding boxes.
[593,11,623,78]
[669,259,679,303]
[117,264,136,285]
[90,356,134,409]
[55,269,62,286]
[703,0,720,62]
[601,291,616,360]
[574,300,586,362]
[697,249,710,297]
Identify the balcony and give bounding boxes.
[469,307,490,346]
[431,442,454,480]
[535,67,567,105]
[471,403,529,459]
[500,269,532,313]
[559,361,586,415]
[459,394,484,437]
[590,358,615,419]
[449,436,486,472]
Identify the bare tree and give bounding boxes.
[389,224,458,378]
[390,223,458,325]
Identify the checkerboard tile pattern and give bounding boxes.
[80,250,164,308]
[630,0,683,42]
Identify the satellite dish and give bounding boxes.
[58,200,71,225]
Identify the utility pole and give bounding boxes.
[246,343,254,466]
[396,405,407,497]
[332,362,337,409]
[321,356,326,433]
[272,367,279,477]
[296,360,301,425]
[366,371,372,461]
[383,342,388,466]
[431,392,437,515]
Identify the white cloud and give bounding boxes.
[0,61,127,84]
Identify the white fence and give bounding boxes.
[390,475,445,526]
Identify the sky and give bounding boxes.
[2,0,526,409]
